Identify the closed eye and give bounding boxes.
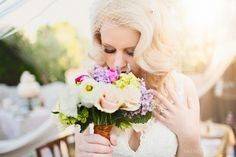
[126,51,134,56]
[125,47,135,57]
[102,44,116,54]
[104,48,116,53]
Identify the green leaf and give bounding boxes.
[81,108,89,117]
[57,113,80,126]
[81,118,86,123]
[115,118,132,130]
[130,112,152,124]
[77,115,81,120]
[76,106,90,123]
[52,111,59,114]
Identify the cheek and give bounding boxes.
[126,57,140,73]
[126,56,135,67]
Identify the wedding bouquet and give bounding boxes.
[53,65,154,139]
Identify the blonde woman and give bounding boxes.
[75,0,203,156]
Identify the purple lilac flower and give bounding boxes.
[90,65,120,83]
[125,80,154,117]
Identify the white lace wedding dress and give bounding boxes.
[111,119,178,157]
[111,70,186,157]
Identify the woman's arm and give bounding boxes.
[176,77,203,157]
[177,135,203,157]
[153,75,204,157]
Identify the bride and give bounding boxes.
[75,0,203,156]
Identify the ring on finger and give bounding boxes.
[159,108,166,116]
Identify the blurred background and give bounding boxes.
[0,0,235,157]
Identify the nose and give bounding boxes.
[111,51,127,72]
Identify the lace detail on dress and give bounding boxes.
[112,118,178,157]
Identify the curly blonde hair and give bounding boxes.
[88,0,178,90]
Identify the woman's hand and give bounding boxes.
[153,78,200,139]
[153,77,203,157]
[75,129,117,157]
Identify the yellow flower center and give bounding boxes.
[85,85,93,92]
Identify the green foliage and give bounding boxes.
[1,22,89,84]
[76,106,89,123]
[91,107,115,125]
[53,106,91,132]
[113,111,152,130]
[0,33,41,85]
[129,112,152,124]
[58,113,78,125]
[73,106,91,133]
[80,107,133,132]
[53,105,153,133]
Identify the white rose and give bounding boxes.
[77,78,103,108]
[95,84,122,113]
[120,85,141,111]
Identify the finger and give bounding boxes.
[153,96,162,106]
[153,110,167,122]
[85,134,111,146]
[110,134,117,146]
[165,83,182,107]
[78,143,113,154]
[158,105,171,119]
[75,132,87,146]
[155,93,176,112]
[153,110,172,128]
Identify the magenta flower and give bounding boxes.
[75,75,89,84]
[107,69,119,83]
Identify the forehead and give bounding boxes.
[100,22,140,48]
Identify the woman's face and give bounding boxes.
[100,22,141,75]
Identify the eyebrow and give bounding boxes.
[102,43,136,50]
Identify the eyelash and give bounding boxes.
[104,48,116,54]
[127,51,134,56]
[103,48,134,56]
